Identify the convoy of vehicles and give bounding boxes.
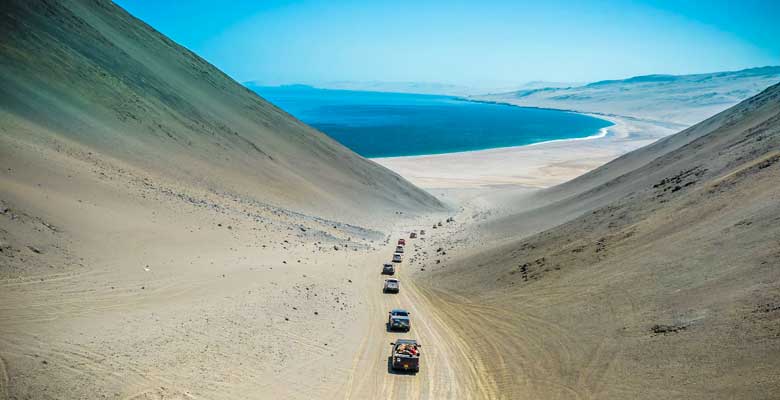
[381,236,420,373]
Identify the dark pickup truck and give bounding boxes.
[390,339,420,373]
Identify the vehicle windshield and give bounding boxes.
[392,311,409,317]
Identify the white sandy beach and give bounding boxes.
[373,114,679,189]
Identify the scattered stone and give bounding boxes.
[754,303,780,313]
[651,324,687,335]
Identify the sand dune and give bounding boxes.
[412,82,780,398]
[0,0,442,222]
[0,1,443,398]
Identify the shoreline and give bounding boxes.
[372,121,614,160]
[371,95,687,162]
[523,124,609,147]
[372,110,680,190]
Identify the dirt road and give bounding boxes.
[339,233,497,400]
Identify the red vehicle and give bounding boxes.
[397,238,406,246]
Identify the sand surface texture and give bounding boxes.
[2,1,780,399]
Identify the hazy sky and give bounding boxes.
[117,0,779,87]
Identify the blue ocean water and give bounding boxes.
[251,85,613,158]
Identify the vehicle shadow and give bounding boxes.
[386,357,418,375]
[385,323,410,333]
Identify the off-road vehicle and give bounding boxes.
[388,309,411,332]
[383,278,400,293]
[382,263,395,275]
[390,339,420,373]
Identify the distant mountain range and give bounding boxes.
[246,67,780,126]
[472,66,780,125]
[243,80,579,97]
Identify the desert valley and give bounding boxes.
[1,1,779,399]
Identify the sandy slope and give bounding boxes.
[408,82,780,399]
[0,1,444,398]
[0,130,387,398]
[0,0,442,221]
